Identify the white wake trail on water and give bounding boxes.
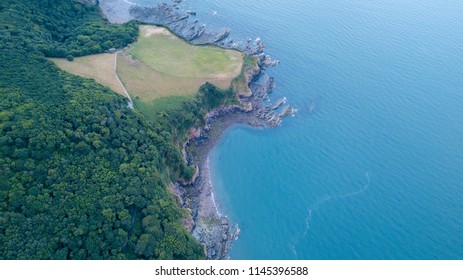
[291,171,371,257]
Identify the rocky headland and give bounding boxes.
[98,0,295,259]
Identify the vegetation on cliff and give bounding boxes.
[0,0,213,259]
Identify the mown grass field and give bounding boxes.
[117,25,245,115]
[117,25,244,105]
[131,25,243,79]
[52,25,247,117]
[116,52,233,102]
[50,54,125,96]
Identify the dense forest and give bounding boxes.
[0,0,222,259]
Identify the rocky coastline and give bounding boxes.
[178,62,295,259]
[99,0,268,55]
[98,0,295,259]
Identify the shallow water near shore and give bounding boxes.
[133,0,463,259]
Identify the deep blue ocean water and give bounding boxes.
[133,0,463,259]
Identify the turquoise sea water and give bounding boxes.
[134,0,463,259]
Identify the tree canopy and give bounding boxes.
[0,0,204,259]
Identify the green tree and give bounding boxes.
[0,0,204,260]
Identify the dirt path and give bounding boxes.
[114,51,134,109]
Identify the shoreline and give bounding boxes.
[177,62,295,259]
[98,0,295,259]
[182,109,263,259]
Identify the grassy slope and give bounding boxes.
[118,25,245,117]
[50,54,125,96]
[117,52,233,102]
[51,25,245,116]
[131,25,243,78]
